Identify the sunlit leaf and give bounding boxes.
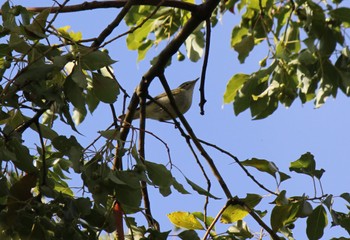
[167,211,204,230]
[223,73,249,103]
[289,152,316,177]
[185,30,204,62]
[221,204,249,223]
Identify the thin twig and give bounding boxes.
[114,0,212,171]
[157,74,212,226]
[157,72,232,198]
[35,121,47,187]
[198,138,277,195]
[199,18,211,115]
[100,0,165,48]
[202,199,232,240]
[11,107,48,135]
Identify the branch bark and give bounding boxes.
[8,0,197,14]
[115,0,218,168]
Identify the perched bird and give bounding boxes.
[121,78,198,121]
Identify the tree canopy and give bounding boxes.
[0,0,350,239]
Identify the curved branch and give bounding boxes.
[198,139,277,196]
[13,0,197,14]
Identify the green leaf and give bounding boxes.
[64,75,86,110]
[98,129,120,140]
[2,2,17,30]
[126,20,153,50]
[242,194,262,208]
[329,7,350,25]
[9,33,31,54]
[137,39,153,62]
[72,106,87,125]
[23,9,50,39]
[49,171,74,196]
[221,204,249,223]
[340,193,350,204]
[86,88,100,113]
[92,72,119,104]
[273,190,289,206]
[271,203,300,232]
[178,230,200,240]
[279,171,291,183]
[172,177,190,195]
[185,177,220,199]
[75,197,92,216]
[297,200,313,218]
[145,161,173,196]
[69,65,87,88]
[241,158,278,177]
[223,73,250,103]
[185,30,204,62]
[306,205,328,240]
[79,47,116,70]
[284,21,300,53]
[167,211,204,230]
[6,138,37,173]
[147,229,171,240]
[192,212,214,229]
[227,220,254,239]
[319,27,336,57]
[289,152,315,176]
[233,34,254,63]
[52,135,83,172]
[231,25,249,47]
[29,122,59,140]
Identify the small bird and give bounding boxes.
[121,78,198,121]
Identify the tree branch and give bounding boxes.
[199,18,211,115]
[198,138,277,196]
[157,73,232,199]
[10,0,197,14]
[115,0,219,170]
[137,77,159,230]
[91,0,135,48]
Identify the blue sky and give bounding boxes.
[11,0,350,238]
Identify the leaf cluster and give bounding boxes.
[0,0,350,239]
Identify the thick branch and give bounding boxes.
[158,73,232,199]
[115,0,218,168]
[13,0,197,14]
[91,0,135,48]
